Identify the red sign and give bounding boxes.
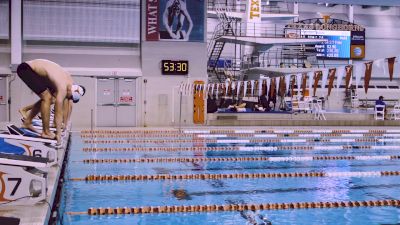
[146,0,159,41]
[120,96,133,103]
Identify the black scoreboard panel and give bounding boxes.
[161,60,189,75]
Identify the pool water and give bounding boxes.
[59,129,400,225]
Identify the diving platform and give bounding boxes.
[208,11,299,20]
[243,67,326,76]
[216,36,326,46]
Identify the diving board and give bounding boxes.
[216,36,326,46]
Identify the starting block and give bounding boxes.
[0,125,59,167]
[0,153,47,205]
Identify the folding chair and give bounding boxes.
[390,104,400,120]
[374,105,385,120]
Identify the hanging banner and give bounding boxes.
[279,77,286,97]
[307,72,313,96]
[258,79,263,96]
[321,69,329,92]
[335,66,345,93]
[236,81,241,98]
[302,73,307,97]
[345,65,353,90]
[296,73,302,96]
[269,78,275,100]
[243,81,248,97]
[354,63,363,91]
[364,61,373,93]
[215,84,219,99]
[313,71,322,96]
[147,0,205,41]
[290,75,296,96]
[285,75,291,96]
[266,78,271,98]
[388,57,396,81]
[250,80,255,96]
[275,77,280,97]
[327,68,336,96]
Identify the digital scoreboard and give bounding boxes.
[301,30,351,59]
[161,60,189,75]
[299,29,365,59]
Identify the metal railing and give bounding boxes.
[207,0,291,14]
[211,21,304,39]
[240,46,325,69]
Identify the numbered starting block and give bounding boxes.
[0,125,59,167]
[0,153,47,205]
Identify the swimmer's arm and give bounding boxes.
[163,1,176,39]
[181,4,193,39]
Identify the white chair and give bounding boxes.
[374,105,385,120]
[390,105,400,120]
[351,95,359,108]
[313,100,326,120]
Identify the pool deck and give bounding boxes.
[0,122,70,225]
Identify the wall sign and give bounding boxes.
[146,0,204,42]
[161,60,189,75]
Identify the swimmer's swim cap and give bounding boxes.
[71,84,85,103]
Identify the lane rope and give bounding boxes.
[82,138,400,144]
[81,155,400,164]
[69,171,400,182]
[82,145,400,152]
[81,129,400,134]
[80,133,400,139]
[65,199,400,215]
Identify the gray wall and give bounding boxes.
[140,41,207,126]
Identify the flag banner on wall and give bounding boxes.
[279,77,286,97]
[296,73,302,94]
[243,81,248,97]
[146,0,204,41]
[321,69,329,92]
[196,54,400,99]
[388,57,396,81]
[354,63,363,90]
[336,66,345,94]
[275,77,281,95]
[345,65,353,90]
[313,71,321,96]
[307,72,313,96]
[364,61,373,93]
[285,75,291,96]
[302,73,307,97]
[327,68,336,96]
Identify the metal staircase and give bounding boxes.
[207,3,237,82]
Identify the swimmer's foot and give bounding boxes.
[21,122,40,134]
[41,132,56,140]
[19,109,29,120]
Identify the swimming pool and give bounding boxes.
[59,128,400,225]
